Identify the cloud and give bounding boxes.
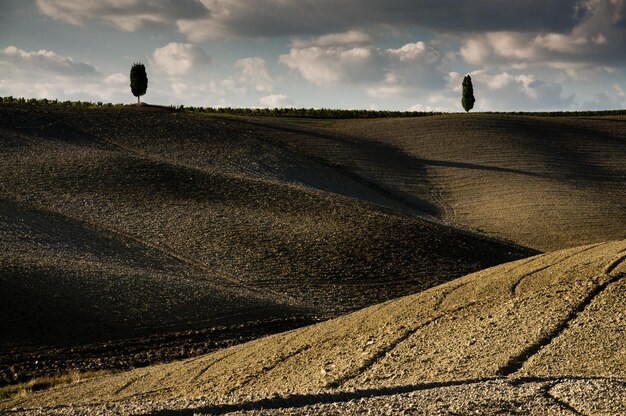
[0,45,98,76]
[366,85,406,98]
[448,71,576,111]
[153,57,275,106]
[280,46,385,86]
[175,0,582,41]
[290,30,372,48]
[280,41,447,96]
[0,79,129,102]
[0,46,129,103]
[234,57,273,92]
[459,1,626,72]
[36,0,208,31]
[151,42,211,76]
[36,0,584,40]
[105,72,127,85]
[580,82,626,109]
[580,91,625,110]
[407,96,454,112]
[259,94,292,107]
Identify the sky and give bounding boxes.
[0,0,625,111]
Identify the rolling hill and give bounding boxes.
[5,240,625,414]
[1,103,625,412]
[0,105,534,384]
[245,114,626,250]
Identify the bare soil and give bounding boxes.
[4,241,624,413]
[0,105,533,384]
[246,114,626,250]
[1,104,625,413]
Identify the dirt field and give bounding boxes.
[0,105,535,384]
[4,240,624,414]
[245,114,626,251]
[1,104,624,413]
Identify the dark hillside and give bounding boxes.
[0,105,533,382]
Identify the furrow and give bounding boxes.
[326,302,477,389]
[509,243,605,297]
[225,344,313,395]
[605,250,626,275]
[544,383,586,416]
[147,377,505,416]
[189,350,241,383]
[497,255,626,377]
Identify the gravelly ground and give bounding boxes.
[4,242,625,414]
[5,377,626,415]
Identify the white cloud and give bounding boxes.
[0,45,98,76]
[581,91,626,110]
[459,1,626,73]
[234,57,273,92]
[259,94,292,107]
[280,41,446,95]
[366,85,406,98]
[453,70,576,111]
[534,33,588,53]
[407,98,452,112]
[387,41,438,62]
[0,78,127,102]
[280,46,385,86]
[105,72,127,85]
[219,78,246,95]
[0,46,129,102]
[151,43,211,76]
[291,30,372,48]
[459,38,491,66]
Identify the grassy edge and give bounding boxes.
[0,370,113,402]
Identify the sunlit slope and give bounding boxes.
[8,240,624,412]
[246,114,626,251]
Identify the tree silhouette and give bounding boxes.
[461,75,475,112]
[130,63,148,104]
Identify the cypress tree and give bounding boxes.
[461,74,475,112]
[130,63,148,104]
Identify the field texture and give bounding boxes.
[1,104,625,414]
[0,105,534,383]
[247,114,626,250]
[5,241,625,414]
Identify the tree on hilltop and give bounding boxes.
[461,74,475,112]
[130,63,148,104]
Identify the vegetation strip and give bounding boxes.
[0,371,111,402]
[3,97,626,118]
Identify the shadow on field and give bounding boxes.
[234,118,443,217]
[416,158,547,178]
[485,117,626,183]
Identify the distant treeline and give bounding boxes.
[2,96,626,119]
